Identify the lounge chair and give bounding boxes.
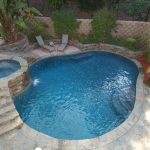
[36,36,54,51]
[58,34,68,51]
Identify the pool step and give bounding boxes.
[0,100,13,108]
[111,94,130,118]
[0,85,23,136]
[0,89,9,94]
[0,104,15,116]
[0,97,12,105]
[0,110,19,125]
[0,86,9,92]
[0,116,23,136]
[0,91,10,99]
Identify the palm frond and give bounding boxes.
[25,7,43,16]
[16,1,28,10]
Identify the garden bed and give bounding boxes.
[0,34,29,52]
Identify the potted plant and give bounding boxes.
[0,0,42,51]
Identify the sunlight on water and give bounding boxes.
[33,79,40,86]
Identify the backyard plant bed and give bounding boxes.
[137,56,150,85]
[0,0,42,51]
[0,34,29,52]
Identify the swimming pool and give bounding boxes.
[0,60,21,78]
[14,51,139,140]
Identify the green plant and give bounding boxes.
[17,17,48,42]
[118,0,150,21]
[79,35,98,44]
[52,11,79,38]
[42,34,54,41]
[109,38,139,51]
[147,51,150,63]
[146,38,150,63]
[146,31,150,45]
[78,0,104,12]
[0,26,5,39]
[91,8,117,43]
[48,0,67,10]
[27,22,47,42]
[0,0,42,42]
[126,37,137,50]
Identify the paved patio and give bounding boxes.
[0,45,81,59]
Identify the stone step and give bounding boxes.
[0,92,10,99]
[0,110,19,125]
[0,85,8,91]
[0,97,12,105]
[0,104,15,116]
[0,90,9,96]
[0,101,13,109]
[0,117,23,136]
[0,87,9,92]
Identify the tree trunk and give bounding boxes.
[1,16,14,42]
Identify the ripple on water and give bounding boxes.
[14,51,138,140]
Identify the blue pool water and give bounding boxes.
[0,60,21,78]
[14,51,139,140]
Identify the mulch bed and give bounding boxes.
[8,34,24,44]
[137,56,150,84]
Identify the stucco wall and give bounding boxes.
[37,17,150,43]
[113,21,150,43]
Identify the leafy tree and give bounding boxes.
[52,10,79,38]
[0,0,42,42]
[91,8,117,42]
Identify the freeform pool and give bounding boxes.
[0,60,21,78]
[14,51,139,140]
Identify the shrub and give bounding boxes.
[42,34,54,41]
[146,38,150,63]
[78,0,104,12]
[17,18,48,42]
[147,37,150,48]
[91,9,117,43]
[79,35,98,44]
[52,11,79,38]
[109,38,138,51]
[147,51,150,63]
[126,37,137,50]
[27,22,48,41]
[0,26,5,39]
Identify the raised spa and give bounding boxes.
[0,60,21,78]
[14,51,139,140]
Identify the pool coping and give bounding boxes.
[0,49,145,148]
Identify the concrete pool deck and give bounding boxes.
[0,45,149,150]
